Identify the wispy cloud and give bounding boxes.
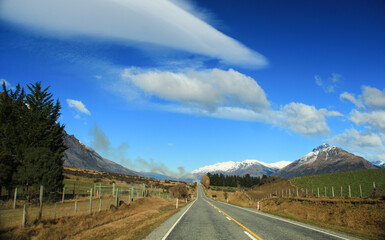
[330,128,383,148]
[66,99,91,116]
[335,85,385,162]
[314,73,341,93]
[0,0,267,67]
[90,124,189,178]
[340,92,365,109]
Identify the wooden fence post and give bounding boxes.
[324,186,327,197]
[359,184,362,198]
[341,186,343,197]
[99,198,102,212]
[176,198,178,209]
[348,185,351,198]
[54,203,57,220]
[296,188,298,197]
[22,204,27,227]
[38,185,43,219]
[305,188,308,198]
[13,187,17,209]
[62,187,65,203]
[75,200,78,215]
[115,188,119,207]
[112,183,115,196]
[332,186,334,197]
[99,184,102,199]
[89,188,93,216]
[317,187,320,198]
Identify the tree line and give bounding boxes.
[207,172,279,188]
[0,82,66,200]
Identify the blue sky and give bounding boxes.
[1,0,385,175]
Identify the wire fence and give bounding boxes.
[0,182,174,230]
[253,181,383,201]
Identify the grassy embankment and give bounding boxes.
[204,169,385,239]
[255,169,385,239]
[291,168,385,197]
[0,167,195,240]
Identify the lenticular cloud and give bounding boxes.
[0,0,267,67]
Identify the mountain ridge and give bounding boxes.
[191,159,291,180]
[63,132,141,176]
[273,143,378,178]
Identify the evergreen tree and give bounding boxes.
[14,82,67,199]
[0,82,26,196]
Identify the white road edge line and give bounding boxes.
[226,216,231,221]
[244,231,258,240]
[218,201,351,240]
[161,199,197,240]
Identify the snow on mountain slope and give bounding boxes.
[274,143,378,178]
[296,143,337,165]
[191,159,291,179]
[372,160,385,168]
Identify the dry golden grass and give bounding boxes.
[247,179,293,200]
[1,195,184,240]
[204,187,256,207]
[261,198,385,239]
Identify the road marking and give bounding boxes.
[204,199,263,240]
[217,201,352,240]
[244,231,258,240]
[226,216,231,221]
[161,199,197,240]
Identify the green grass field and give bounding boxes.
[291,168,385,198]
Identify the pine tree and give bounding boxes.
[0,82,26,196]
[14,82,67,199]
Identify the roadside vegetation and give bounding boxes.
[1,167,196,239]
[291,168,385,198]
[202,169,385,239]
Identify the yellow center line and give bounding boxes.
[204,199,263,240]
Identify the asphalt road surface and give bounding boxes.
[145,185,359,240]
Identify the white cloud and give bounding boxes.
[278,102,341,136]
[314,73,341,93]
[66,99,91,115]
[0,0,267,67]
[330,129,383,148]
[122,68,270,112]
[361,86,385,110]
[94,75,102,79]
[116,67,341,137]
[340,92,365,109]
[350,110,385,133]
[330,128,385,162]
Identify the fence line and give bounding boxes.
[255,181,382,202]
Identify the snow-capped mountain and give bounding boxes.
[274,143,378,178]
[191,159,291,179]
[372,160,385,168]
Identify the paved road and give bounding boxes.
[145,185,358,240]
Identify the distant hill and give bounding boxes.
[274,143,378,178]
[142,172,196,183]
[63,132,141,176]
[191,160,291,179]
